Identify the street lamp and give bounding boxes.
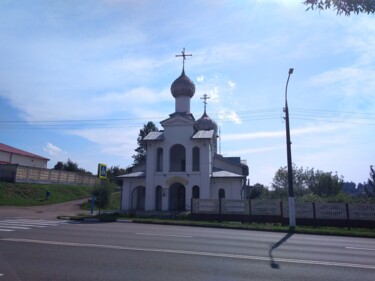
[284,68,296,230]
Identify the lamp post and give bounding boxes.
[284,68,296,230]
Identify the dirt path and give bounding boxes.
[0,199,92,220]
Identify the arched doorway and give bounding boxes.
[169,183,186,211]
[131,186,145,210]
[155,185,162,211]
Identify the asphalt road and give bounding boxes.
[0,221,375,281]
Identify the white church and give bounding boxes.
[119,50,249,212]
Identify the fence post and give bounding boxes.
[280,201,283,225]
[346,203,350,230]
[312,202,316,228]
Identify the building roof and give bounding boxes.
[144,131,164,141]
[0,143,49,161]
[211,170,244,178]
[192,130,215,139]
[117,171,146,178]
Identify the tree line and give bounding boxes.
[245,164,375,203]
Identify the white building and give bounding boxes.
[119,59,248,212]
[0,143,49,168]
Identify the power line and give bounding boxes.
[1,107,374,129]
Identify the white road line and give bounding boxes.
[2,238,375,270]
[0,223,46,228]
[0,224,30,229]
[136,233,193,238]
[1,221,61,226]
[0,229,14,232]
[346,247,375,251]
[4,219,67,224]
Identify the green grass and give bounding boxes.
[125,217,375,238]
[80,191,121,211]
[0,181,92,206]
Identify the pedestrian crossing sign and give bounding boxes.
[98,163,107,179]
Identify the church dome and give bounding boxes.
[171,69,195,98]
[196,112,217,132]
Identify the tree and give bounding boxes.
[107,165,131,185]
[271,165,344,199]
[303,0,375,15]
[308,170,343,197]
[132,121,159,165]
[53,158,91,174]
[271,165,310,199]
[365,165,375,197]
[245,183,269,199]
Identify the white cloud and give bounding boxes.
[228,80,235,88]
[197,75,205,82]
[43,143,63,157]
[218,109,242,124]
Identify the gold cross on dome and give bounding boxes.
[175,48,192,69]
[200,93,210,113]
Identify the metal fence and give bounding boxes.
[191,199,375,228]
[0,164,98,186]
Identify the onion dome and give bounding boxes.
[171,69,195,98]
[196,111,218,132]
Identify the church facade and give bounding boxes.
[119,52,248,212]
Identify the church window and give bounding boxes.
[192,185,200,199]
[156,148,163,172]
[192,147,200,171]
[218,188,225,199]
[170,144,186,172]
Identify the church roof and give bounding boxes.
[144,131,164,141]
[170,69,195,98]
[117,171,145,178]
[211,170,244,178]
[192,130,215,139]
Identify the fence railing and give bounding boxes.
[191,199,375,228]
[0,164,99,186]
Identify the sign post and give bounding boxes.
[97,163,108,216]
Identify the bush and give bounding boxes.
[92,182,116,208]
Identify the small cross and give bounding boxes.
[201,94,210,113]
[175,48,192,69]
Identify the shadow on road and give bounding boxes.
[269,231,294,269]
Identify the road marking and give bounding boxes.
[0,229,14,232]
[136,233,193,238]
[0,224,30,229]
[346,247,375,251]
[2,238,375,270]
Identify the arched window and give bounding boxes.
[156,148,163,172]
[155,185,162,211]
[218,188,225,199]
[170,144,186,172]
[192,185,200,199]
[192,147,200,171]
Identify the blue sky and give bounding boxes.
[0,0,374,186]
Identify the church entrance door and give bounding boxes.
[169,183,185,211]
[131,186,145,210]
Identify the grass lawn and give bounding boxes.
[80,191,121,211]
[0,181,92,206]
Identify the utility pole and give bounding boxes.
[284,68,296,231]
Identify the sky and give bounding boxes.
[0,0,374,187]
